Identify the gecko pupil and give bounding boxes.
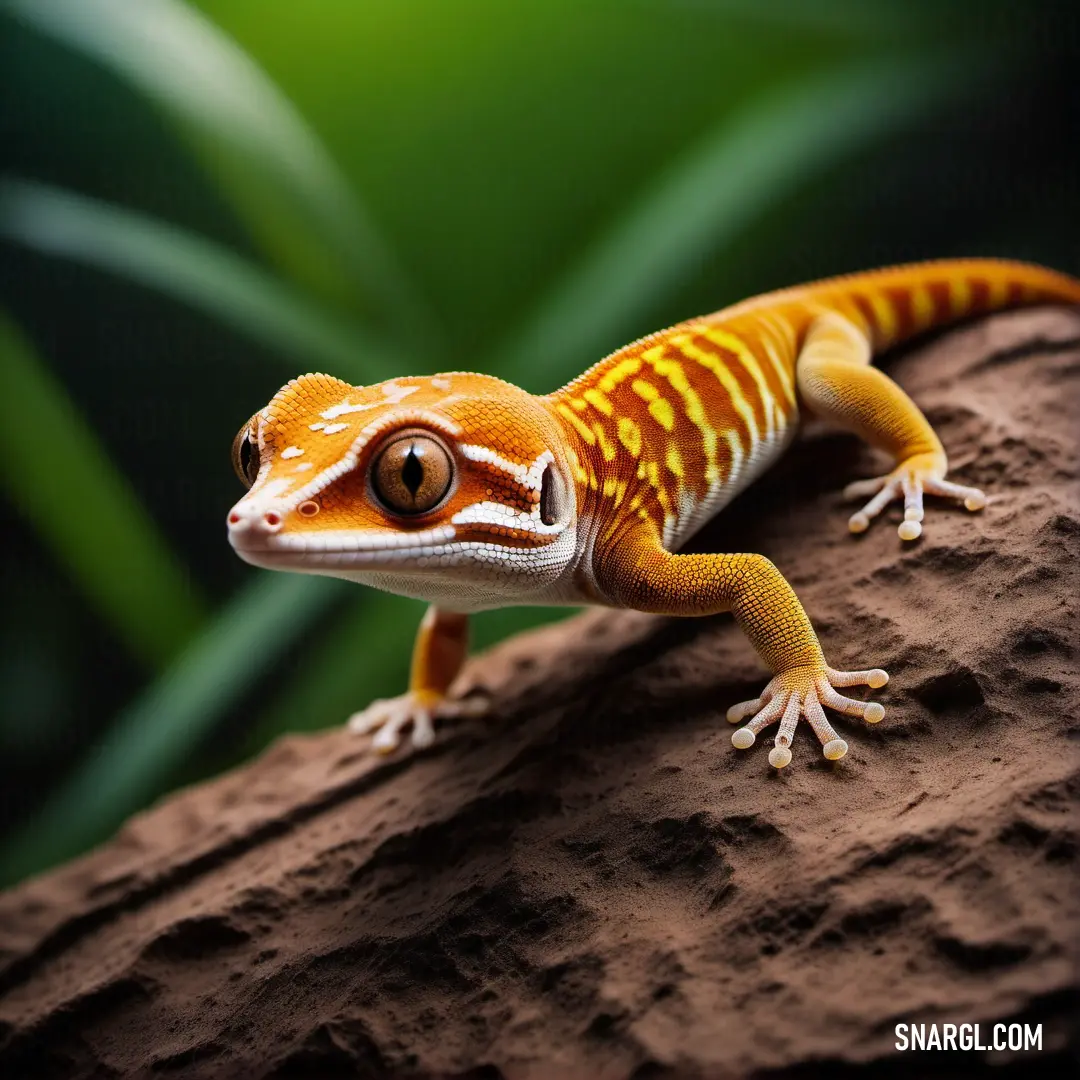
[401,445,424,496]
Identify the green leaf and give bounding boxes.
[0,311,205,668]
[0,573,343,885]
[3,0,437,346]
[665,0,934,39]
[490,54,970,387]
[0,180,406,384]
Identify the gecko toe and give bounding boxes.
[731,727,756,750]
[843,476,888,500]
[816,676,886,722]
[848,477,901,534]
[727,696,765,724]
[827,666,888,688]
[347,700,393,735]
[768,746,793,769]
[923,476,986,512]
[371,708,411,752]
[410,708,436,748]
[822,738,849,760]
[439,695,489,719]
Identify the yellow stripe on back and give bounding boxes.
[643,351,720,483]
[702,327,778,440]
[648,398,675,431]
[631,379,659,402]
[597,356,642,394]
[866,291,899,344]
[909,283,935,332]
[948,276,972,317]
[583,387,613,416]
[617,416,642,456]
[556,402,596,445]
[750,311,797,404]
[673,332,760,447]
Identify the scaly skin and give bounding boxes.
[228,258,1080,768]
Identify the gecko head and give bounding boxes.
[226,372,579,608]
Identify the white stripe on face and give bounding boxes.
[458,446,554,492]
[451,500,566,537]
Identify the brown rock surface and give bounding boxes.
[1,309,1079,1079]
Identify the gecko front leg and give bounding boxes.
[597,527,888,768]
[348,605,483,752]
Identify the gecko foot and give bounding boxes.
[727,665,888,768]
[347,692,487,753]
[844,452,985,541]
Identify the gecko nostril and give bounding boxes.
[228,512,241,524]
[264,511,282,528]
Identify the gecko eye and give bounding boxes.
[231,422,260,488]
[371,431,454,516]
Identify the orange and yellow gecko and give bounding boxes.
[227,259,1080,768]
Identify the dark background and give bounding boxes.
[1,0,1078,885]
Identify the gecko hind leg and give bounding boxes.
[796,314,987,542]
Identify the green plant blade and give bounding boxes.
[490,54,969,387]
[665,0,933,39]
[0,312,205,669]
[0,573,343,885]
[3,0,436,345]
[0,180,405,384]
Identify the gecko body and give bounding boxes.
[228,259,1080,766]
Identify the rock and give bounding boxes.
[1,308,1078,1079]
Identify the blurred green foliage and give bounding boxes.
[1,0,1078,885]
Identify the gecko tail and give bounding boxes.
[810,257,1080,353]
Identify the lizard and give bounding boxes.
[227,258,1080,769]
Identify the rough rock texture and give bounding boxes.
[1,309,1079,1080]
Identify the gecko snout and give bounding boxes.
[227,503,285,537]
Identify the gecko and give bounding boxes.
[227,259,1080,769]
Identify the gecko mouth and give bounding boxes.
[228,505,567,571]
[228,525,462,571]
